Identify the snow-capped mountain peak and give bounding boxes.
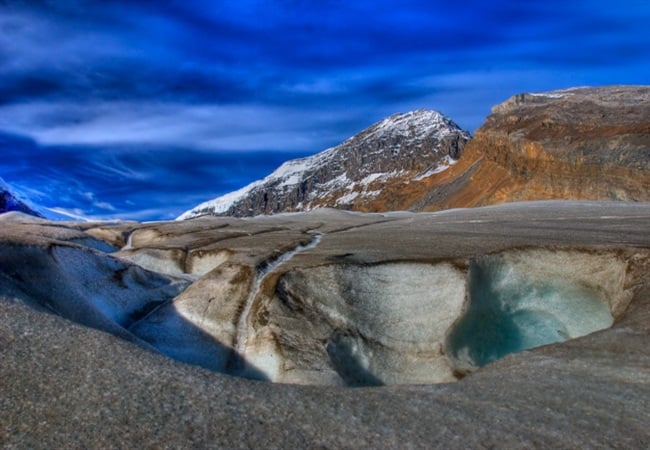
[179,109,470,219]
[0,177,43,217]
[360,109,457,143]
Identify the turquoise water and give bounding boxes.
[446,256,613,367]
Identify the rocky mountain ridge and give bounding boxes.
[182,85,649,219]
[427,85,650,210]
[0,177,41,217]
[179,109,470,218]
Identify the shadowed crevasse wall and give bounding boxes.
[241,250,631,386]
[445,252,622,370]
[0,235,637,387]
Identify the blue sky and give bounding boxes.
[1,0,649,220]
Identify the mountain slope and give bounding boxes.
[181,85,649,220]
[179,109,470,219]
[404,85,650,211]
[0,178,42,217]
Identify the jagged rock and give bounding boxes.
[1,201,650,447]
[179,109,470,218]
[181,86,649,219]
[409,85,650,211]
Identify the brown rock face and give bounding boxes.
[182,86,649,219]
[408,85,650,211]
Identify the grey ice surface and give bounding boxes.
[1,200,650,448]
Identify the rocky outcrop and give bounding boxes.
[182,85,649,218]
[407,85,650,211]
[179,109,470,218]
[2,201,650,447]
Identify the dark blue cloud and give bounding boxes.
[0,0,648,220]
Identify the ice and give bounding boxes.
[0,241,188,350]
[362,109,461,143]
[187,250,231,276]
[129,263,256,375]
[121,231,135,250]
[118,247,230,278]
[130,301,236,373]
[67,237,117,253]
[326,332,379,386]
[117,248,187,277]
[529,92,569,99]
[446,251,625,368]
[177,181,262,218]
[361,189,381,198]
[359,173,384,186]
[240,343,283,382]
[232,234,323,379]
[340,263,466,348]
[277,173,302,188]
[358,170,405,187]
[321,173,352,190]
[177,148,338,219]
[51,246,188,327]
[275,262,466,385]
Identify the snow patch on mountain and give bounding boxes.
[362,109,456,144]
[0,177,44,218]
[178,148,341,218]
[191,183,261,216]
[335,191,360,206]
[529,92,570,99]
[320,173,352,191]
[413,156,458,181]
[179,109,470,219]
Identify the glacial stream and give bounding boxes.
[128,247,624,385]
[231,233,323,378]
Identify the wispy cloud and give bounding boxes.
[1,0,648,220]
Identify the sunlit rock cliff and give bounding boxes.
[182,85,649,218]
[420,85,650,210]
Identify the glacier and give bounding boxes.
[446,251,625,369]
[0,202,646,388]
